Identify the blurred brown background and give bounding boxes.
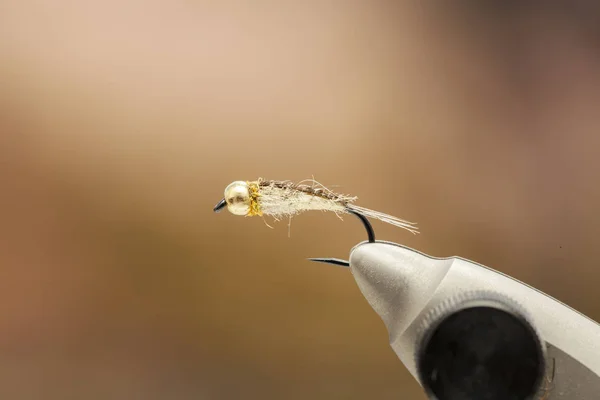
[1,2,600,399]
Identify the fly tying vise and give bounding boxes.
[213,178,419,267]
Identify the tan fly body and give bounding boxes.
[213,178,418,235]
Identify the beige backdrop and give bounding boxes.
[2,2,600,399]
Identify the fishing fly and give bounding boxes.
[213,178,418,236]
[213,178,418,267]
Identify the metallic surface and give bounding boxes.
[307,210,375,267]
[415,291,547,399]
[542,344,600,400]
[213,199,227,213]
[349,241,600,399]
[223,181,252,215]
[346,209,376,243]
[307,258,351,267]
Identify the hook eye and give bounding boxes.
[213,199,227,213]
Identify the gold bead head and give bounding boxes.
[224,181,252,216]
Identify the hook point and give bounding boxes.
[307,258,350,267]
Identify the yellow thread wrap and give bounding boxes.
[246,181,263,216]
